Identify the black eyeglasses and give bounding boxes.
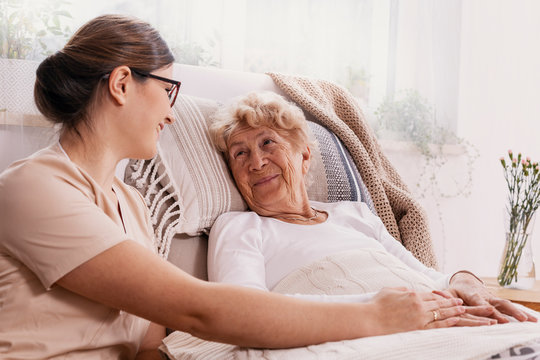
[131,68,181,107]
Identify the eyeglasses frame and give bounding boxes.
[130,68,181,107]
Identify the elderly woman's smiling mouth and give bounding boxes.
[253,174,280,186]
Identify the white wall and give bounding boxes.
[456,0,540,276]
[0,59,57,171]
[388,0,540,276]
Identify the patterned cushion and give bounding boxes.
[125,94,374,256]
[307,121,374,208]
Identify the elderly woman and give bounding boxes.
[208,91,536,326]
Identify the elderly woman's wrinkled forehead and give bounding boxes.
[226,124,297,150]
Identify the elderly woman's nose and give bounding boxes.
[248,150,267,170]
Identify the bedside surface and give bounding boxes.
[483,277,540,312]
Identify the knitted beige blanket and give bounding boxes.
[268,73,437,269]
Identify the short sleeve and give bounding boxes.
[0,154,130,289]
[207,212,268,290]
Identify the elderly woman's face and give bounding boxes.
[227,126,310,214]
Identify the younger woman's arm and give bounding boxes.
[57,240,466,349]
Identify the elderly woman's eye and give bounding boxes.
[263,139,274,146]
[235,150,246,158]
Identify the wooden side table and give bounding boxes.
[483,277,540,312]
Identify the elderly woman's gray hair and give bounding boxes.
[209,92,310,155]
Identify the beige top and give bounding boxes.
[0,144,156,359]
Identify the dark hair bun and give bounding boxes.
[34,51,98,128]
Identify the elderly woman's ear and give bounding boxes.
[301,146,311,175]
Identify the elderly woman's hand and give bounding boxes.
[436,271,537,323]
[369,287,487,335]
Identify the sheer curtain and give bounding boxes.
[392,0,461,132]
[382,0,468,271]
[2,0,386,170]
[69,0,381,100]
[452,0,540,275]
[386,0,540,274]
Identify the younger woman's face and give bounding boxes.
[121,65,176,159]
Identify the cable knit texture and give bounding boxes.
[271,250,437,295]
[268,72,437,269]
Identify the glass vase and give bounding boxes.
[498,230,536,289]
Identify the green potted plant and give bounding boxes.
[374,89,477,198]
[0,0,72,60]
